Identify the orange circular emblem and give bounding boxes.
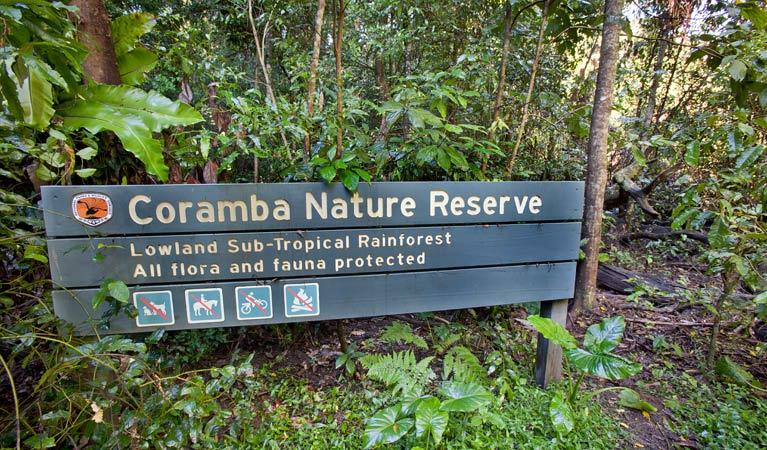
[72,193,113,226]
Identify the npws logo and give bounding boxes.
[72,193,113,227]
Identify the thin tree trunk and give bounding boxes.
[71,0,121,85]
[304,0,327,162]
[333,0,345,159]
[573,0,624,313]
[707,271,738,370]
[656,35,684,123]
[642,30,668,129]
[247,0,290,151]
[484,1,513,173]
[506,0,550,176]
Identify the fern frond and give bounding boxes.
[380,321,428,349]
[363,350,435,396]
[443,346,488,385]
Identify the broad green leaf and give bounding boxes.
[716,355,760,388]
[118,47,158,85]
[618,388,657,412]
[564,348,641,380]
[631,146,646,166]
[75,168,96,178]
[671,207,699,230]
[108,280,130,303]
[318,165,336,182]
[76,146,97,160]
[729,60,747,82]
[21,53,68,90]
[527,315,577,350]
[445,147,469,170]
[362,405,414,449]
[549,392,574,435]
[415,397,448,445]
[23,245,48,263]
[583,316,626,354]
[735,145,764,169]
[0,62,23,120]
[684,140,700,166]
[436,148,451,171]
[111,12,157,57]
[436,98,447,119]
[352,167,371,183]
[438,382,492,412]
[339,169,360,191]
[61,84,202,132]
[754,291,767,305]
[18,68,54,130]
[708,218,730,249]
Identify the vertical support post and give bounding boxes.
[535,299,569,387]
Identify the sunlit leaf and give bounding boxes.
[549,392,574,435]
[583,316,626,354]
[415,397,448,445]
[118,47,158,85]
[111,12,157,57]
[363,405,413,449]
[684,140,700,166]
[716,355,760,388]
[565,348,641,380]
[108,280,130,303]
[617,388,657,413]
[735,145,764,169]
[728,60,747,82]
[18,67,54,130]
[438,382,492,412]
[527,315,577,350]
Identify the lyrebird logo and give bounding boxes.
[72,193,113,227]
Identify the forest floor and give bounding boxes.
[4,238,766,449]
[204,236,767,450]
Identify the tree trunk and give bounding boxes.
[506,0,550,176]
[642,30,668,129]
[484,1,513,172]
[333,0,345,159]
[573,0,624,313]
[71,0,121,85]
[304,0,326,161]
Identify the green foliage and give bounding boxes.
[379,321,428,349]
[360,350,435,397]
[442,345,487,384]
[58,83,203,181]
[527,315,643,435]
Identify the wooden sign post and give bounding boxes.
[42,181,583,387]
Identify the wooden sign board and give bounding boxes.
[43,182,583,385]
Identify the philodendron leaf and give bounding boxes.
[583,316,626,354]
[438,382,492,412]
[549,392,574,435]
[565,348,641,381]
[527,315,577,350]
[362,405,414,449]
[716,355,761,388]
[415,397,448,445]
[617,388,657,413]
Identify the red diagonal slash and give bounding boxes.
[242,292,269,315]
[190,293,220,318]
[287,287,314,312]
[139,297,169,320]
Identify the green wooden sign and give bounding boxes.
[43,181,584,387]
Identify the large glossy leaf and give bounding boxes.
[617,388,657,413]
[0,60,23,120]
[61,84,202,132]
[735,145,764,169]
[58,84,202,181]
[583,316,626,354]
[438,382,492,412]
[527,315,577,350]
[362,405,414,449]
[118,48,158,85]
[565,348,641,380]
[415,397,448,445]
[549,392,574,435]
[111,12,156,57]
[18,66,54,129]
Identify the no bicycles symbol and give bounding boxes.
[235,286,273,320]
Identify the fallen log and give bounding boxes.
[621,227,708,244]
[597,263,680,294]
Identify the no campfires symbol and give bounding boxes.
[134,291,174,327]
[235,286,273,320]
[284,283,319,318]
[72,193,113,226]
[185,288,224,324]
